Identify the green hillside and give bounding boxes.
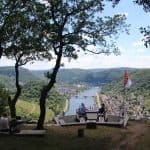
[32,68,135,85]
[21,80,67,115]
[16,100,54,122]
[0,83,9,114]
[0,66,40,84]
[0,75,15,89]
[102,69,150,110]
[0,66,67,119]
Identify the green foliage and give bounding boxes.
[0,66,40,84]
[134,0,150,48]
[102,69,150,109]
[0,83,9,114]
[21,80,45,101]
[33,68,135,85]
[0,66,67,118]
[144,98,150,111]
[43,0,129,58]
[16,100,54,122]
[0,0,51,61]
[0,74,15,89]
[47,89,66,115]
[21,80,66,115]
[135,0,150,12]
[140,26,150,48]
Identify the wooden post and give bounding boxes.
[78,128,84,137]
[86,121,97,129]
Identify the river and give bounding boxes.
[65,87,100,115]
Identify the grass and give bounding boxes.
[16,100,55,122]
[0,121,149,150]
[0,126,122,150]
[144,98,150,111]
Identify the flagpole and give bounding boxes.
[124,88,127,119]
[123,70,130,127]
[123,70,127,122]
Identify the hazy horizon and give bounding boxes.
[0,65,149,71]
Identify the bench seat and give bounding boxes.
[14,130,46,136]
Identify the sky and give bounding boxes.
[0,0,150,70]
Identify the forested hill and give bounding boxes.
[101,69,150,111]
[102,69,150,101]
[1,66,147,87]
[32,68,135,85]
[0,66,40,87]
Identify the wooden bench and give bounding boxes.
[86,111,99,121]
[0,131,10,135]
[86,111,106,123]
[76,112,86,123]
[86,111,98,129]
[0,130,46,137]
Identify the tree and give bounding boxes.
[0,45,3,59]
[0,0,18,58]
[1,0,51,118]
[135,0,150,12]
[134,0,150,48]
[0,0,11,59]
[36,0,129,129]
[140,26,150,48]
[108,0,150,48]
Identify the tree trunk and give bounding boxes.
[8,97,16,118]
[36,88,47,129]
[0,44,3,59]
[8,86,21,118]
[36,48,62,129]
[8,63,21,118]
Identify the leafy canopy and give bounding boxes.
[0,0,52,65]
[134,0,150,48]
[44,0,129,60]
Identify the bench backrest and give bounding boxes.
[86,112,98,120]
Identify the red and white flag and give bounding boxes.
[124,70,132,89]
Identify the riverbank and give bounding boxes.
[95,93,109,107]
[63,98,69,113]
[95,92,101,107]
[95,92,150,119]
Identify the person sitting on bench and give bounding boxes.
[76,103,87,121]
[78,103,87,115]
[98,103,106,121]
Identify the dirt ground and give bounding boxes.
[116,120,150,150]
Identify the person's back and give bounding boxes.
[98,103,107,121]
[79,107,85,115]
[78,103,86,115]
[99,103,105,114]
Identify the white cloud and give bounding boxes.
[133,40,144,47]
[0,46,150,70]
[0,57,15,66]
[132,40,148,54]
[61,51,150,69]
[136,48,145,53]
